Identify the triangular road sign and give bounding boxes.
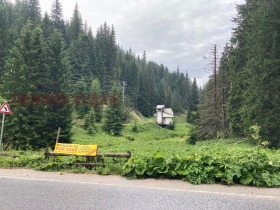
[0,102,12,114]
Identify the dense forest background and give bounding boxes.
[0,0,198,148]
[197,0,280,148]
[1,0,279,149]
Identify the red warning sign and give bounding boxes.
[0,102,12,114]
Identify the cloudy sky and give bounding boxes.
[39,0,245,86]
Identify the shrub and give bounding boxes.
[132,121,139,133]
[187,127,198,145]
[167,122,175,130]
[125,136,135,141]
[122,151,280,187]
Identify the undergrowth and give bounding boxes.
[0,112,279,187]
[122,150,280,187]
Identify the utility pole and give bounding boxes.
[214,44,217,113]
[121,81,126,103]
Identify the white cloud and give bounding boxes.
[39,0,245,86]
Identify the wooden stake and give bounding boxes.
[56,127,61,144]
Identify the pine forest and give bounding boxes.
[0,0,196,149]
[196,0,280,148]
[0,0,279,150]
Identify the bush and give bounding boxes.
[122,151,280,187]
[125,136,135,141]
[167,122,175,130]
[132,121,139,133]
[187,127,198,145]
[87,124,96,135]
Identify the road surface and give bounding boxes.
[0,169,279,210]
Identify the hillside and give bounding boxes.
[0,0,198,149]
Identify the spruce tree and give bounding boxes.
[187,78,199,123]
[45,28,72,143]
[96,23,119,93]
[42,12,55,38]
[51,0,64,30]
[72,77,89,118]
[136,52,157,117]
[89,79,103,123]
[84,108,95,134]
[68,3,82,41]
[137,60,150,117]
[119,49,140,108]
[27,0,41,24]
[1,22,49,149]
[219,0,280,146]
[103,83,124,136]
[0,0,8,78]
[196,0,280,146]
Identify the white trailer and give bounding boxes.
[156,105,174,126]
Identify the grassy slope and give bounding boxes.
[72,113,188,156]
[71,111,279,160]
[0,110,279,187]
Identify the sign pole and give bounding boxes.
[0,113,5,150]
[0,101,12,150]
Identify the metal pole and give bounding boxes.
[122,81,125,103]
[0,113,6,150]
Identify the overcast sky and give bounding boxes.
[39,0,245,86]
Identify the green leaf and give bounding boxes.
[240,172,254,185]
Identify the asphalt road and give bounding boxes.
[0,169,279,210]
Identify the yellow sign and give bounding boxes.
[54,143,79,155]
[77,144,98,156]
[53,143,98,156]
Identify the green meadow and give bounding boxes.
[0,111,279,187]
